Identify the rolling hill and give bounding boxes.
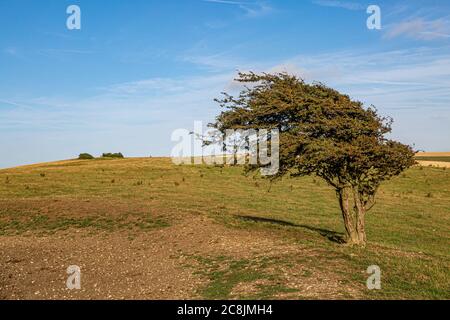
[0,157,449,299]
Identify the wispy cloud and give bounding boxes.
[312,0,365,11]
[3,47,19,56]
[203,0,273,18]
[0,72,236,131]
[384,18,450,40]
[5,46,449,121]
[177,40,258,71]
[37,48,94,59]
[271,47,450,106]
[266,46,450,150]
[2,45,450,165]
[179,51,244,71]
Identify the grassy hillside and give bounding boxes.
[0,158,449,299]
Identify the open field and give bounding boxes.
[416,152,450,164]
[415,152,450,168]
[416,157,450,163]
[417,161,450,168]
[416,152,450,157]
[0,157,449,299]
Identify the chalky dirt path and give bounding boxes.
[0,211,361,300]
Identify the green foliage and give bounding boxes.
[212,72,415,187]
[211,72,417,245]
[78,153,94,160]
[102,152,124,159]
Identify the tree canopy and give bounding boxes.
[211,72,416,246]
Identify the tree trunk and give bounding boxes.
[356,210,366,244]
[337,187,367,246]
[353,190,367,246]
[337,187,359,244]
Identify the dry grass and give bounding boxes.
[417,161,450,168]
[0,157,449,299]
[416,152,450,157]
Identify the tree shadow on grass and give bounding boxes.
[234,215,345,244]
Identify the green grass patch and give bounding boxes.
[0,212,169,235]
[0,158,448,299]
[192,255,297,299]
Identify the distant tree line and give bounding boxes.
[78,153,124,160]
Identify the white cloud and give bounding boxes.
[262,47,450,150]
[3,47,18,56]
[0,72,236,132]
[272,48,450,107]
[179,52,243,71]
[2,46,450,165]
[312,0,365,11]
[202,0,273,18]
[385,18,450,40]
[37,48,94,60]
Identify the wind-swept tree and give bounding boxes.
[211,72,416,246]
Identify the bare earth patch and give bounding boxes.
[0,210,362,299]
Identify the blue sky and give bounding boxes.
[1,0,449,168]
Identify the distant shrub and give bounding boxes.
[78,153,94,160]
[102,153,124,159]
